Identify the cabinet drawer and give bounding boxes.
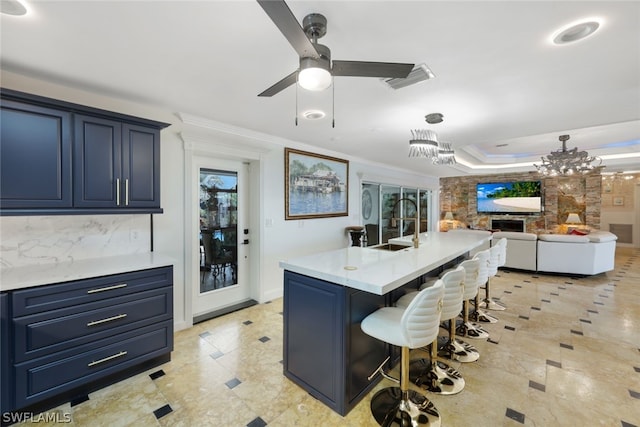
[12,266,172,317]
[14,287,172,362]
[14,320,172,409]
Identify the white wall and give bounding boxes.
[600,177,640,248]
[0,71,439,330]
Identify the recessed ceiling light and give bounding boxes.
[1,0,28,16]
[302,110,325,120]
[552,19,601,45]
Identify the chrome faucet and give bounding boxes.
[391,197,420,248]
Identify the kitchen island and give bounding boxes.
[279,231,491,416]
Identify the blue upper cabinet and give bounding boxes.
[0,89,169,215]
[74,118,161,209]
[0,99,73,209]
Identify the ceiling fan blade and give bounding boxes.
[257,0,320,59]
[331,61,414,78]
[258,70,298,97]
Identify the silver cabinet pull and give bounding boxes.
[116,178,121,206]
[87,283,127,294]
[87,313,127,327]
[125,178,129,206]
[88,351,127,367]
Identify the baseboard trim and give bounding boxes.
[193,299,258,324]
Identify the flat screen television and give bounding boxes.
[476,181,542,214]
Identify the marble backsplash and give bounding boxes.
[0,215,151,269]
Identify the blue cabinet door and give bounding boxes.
[122,123,160,208]
[283,271,387,416]
[0,100,72,208]
[73,115,122,208]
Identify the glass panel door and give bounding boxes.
[402,188,418,237]
[362,183,380,246]
[381,185,401,243]
[193,158,250,322]
[362,183,433,246]
[199,169,238,292]
[419,189,430,233]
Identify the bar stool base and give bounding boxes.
[456,321,490,340]
[410,359,465,395]
[370,387,441,427]
[470,309,499,323]
[479,299,507,311]
[441,339,479,363]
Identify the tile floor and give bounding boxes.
[10,247,640,426]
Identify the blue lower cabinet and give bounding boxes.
[4,266,173,415]
[283,271,387,416]
[1,292,12,415]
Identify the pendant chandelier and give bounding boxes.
[534,135,602,176]
[408,130,457,165]
[434,142,456,165]
[408,129,439,158]
[408,114,457,165]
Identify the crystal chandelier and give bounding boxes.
[534,135,602,176]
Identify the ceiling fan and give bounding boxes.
[257,0,415,97]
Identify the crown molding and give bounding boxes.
[178,112,291,149]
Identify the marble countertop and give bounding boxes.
[279,231,491,295]
[0,252,174,292]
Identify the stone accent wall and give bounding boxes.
[440,171,602,233]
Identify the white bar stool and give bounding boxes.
[462,249,495,334]
[479,237,507,311]
[443,259,481,362]
[361,281,444,427]
[395,268,465,395]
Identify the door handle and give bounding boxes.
[116,178,121,206]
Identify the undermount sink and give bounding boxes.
[370,243,411,251]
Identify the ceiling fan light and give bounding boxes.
[298,67,332,91]
[1,0,28,16]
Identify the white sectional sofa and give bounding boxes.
[492,231,538,271]
[464,229,619,275]
[536,231,617,275]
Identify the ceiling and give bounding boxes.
[1,0,639,177]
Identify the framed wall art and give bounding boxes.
[285,148,349,220]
